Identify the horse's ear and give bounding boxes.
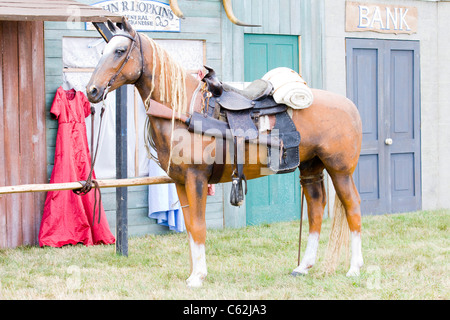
[121,16,135,36]
[106,19,117,33]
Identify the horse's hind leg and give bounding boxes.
[329,173,364,276]
[292,160,327,276]
[175,169,209,288]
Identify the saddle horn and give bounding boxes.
[202,65,223,97]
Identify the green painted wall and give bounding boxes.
[43,0,325,235]
[220,0,325,228]
[44,0,225,237]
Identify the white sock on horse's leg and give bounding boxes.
[186,232,207,288]
[292,232,320,275]
[346,231,363,277]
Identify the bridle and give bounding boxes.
[105,31,144,96]
[74,31,144,225]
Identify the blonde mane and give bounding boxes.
[142,35,188,116]
[141,35,188,174]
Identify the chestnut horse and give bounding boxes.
[87,18,363,287]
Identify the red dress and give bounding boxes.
[39,87,115,247]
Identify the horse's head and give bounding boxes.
[87,17,142,103]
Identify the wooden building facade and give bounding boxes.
[0,0,120,248]
[322,0,450,215]
[1,0,324,247]
[43,0,325,238]
[3,0,450,249]
[0,20,46,248]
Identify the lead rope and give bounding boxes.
[297,188,305,266]
[73,90,107,225]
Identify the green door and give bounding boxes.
[244,34,301,226]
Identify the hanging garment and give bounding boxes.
[39,86,115,247]
[147,150,185,233]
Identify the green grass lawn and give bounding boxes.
[0,209,448,300]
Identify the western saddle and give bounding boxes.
[187,66,301,207]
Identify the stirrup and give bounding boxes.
[230,174,247,207]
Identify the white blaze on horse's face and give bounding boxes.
[102,36,131,62]
[87,34,140,103]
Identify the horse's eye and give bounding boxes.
[115,47,126,56]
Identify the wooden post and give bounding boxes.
[116,86,128,256]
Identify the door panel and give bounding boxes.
[347,40,386,214]
[346,38,421,215]
[387,41,421,213]
[356,154,380,200]
[244,34,300,226]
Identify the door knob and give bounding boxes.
[385,138,393,145]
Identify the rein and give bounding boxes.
[73,32,143,225]
[73,91,106,225]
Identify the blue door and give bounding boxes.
[244,34,301,225]
[346,38,421,214]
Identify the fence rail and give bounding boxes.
[0,176,174,195]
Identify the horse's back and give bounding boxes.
[310,89,361,123]
[293,88,362,171]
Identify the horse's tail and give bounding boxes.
[324,194,350,273]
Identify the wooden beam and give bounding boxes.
[0,21,7,248]
[0,176,174,195]
[18,20,35,245]
[31,21,46,241]
[0,0,122,22]
[3,21,22,248]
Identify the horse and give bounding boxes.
[86,17,363,288]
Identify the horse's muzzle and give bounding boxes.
[86,85,104,103]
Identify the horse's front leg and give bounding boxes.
[175,169,209,288]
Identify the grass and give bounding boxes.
[0,209,448,300]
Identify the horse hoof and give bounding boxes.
[290,267,308,277]
[346,268,360,277]
[186,276,204,288]
[290,271,306,277]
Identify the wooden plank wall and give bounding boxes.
[0,21,46,248]
[0,21,6,247]
[221,0,324,87]
[44,0,225,237]
[220,0,325,227]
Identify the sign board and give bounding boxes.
[346,2,418,34]
[87,0,180,32]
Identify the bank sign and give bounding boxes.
[87,0,180,32]
[346,2,418,34]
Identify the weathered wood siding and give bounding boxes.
[0,21,46,248]
[44,0,225,237]
[220,0,325,227]
[44,0,324,235]
[221,0,324,87]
